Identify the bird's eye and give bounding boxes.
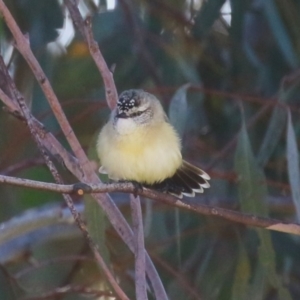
[130,110,144,117]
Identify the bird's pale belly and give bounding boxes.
[98,122,182,184]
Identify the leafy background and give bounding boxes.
[1,0,300,299]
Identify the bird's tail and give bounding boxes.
[148,161,210,198]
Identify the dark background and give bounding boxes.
[1,0,300,299]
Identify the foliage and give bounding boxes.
[1,0,300,299]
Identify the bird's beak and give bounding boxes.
[116,111,129,118]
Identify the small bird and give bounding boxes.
[97,89,210,198]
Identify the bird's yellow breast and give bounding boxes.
[97,120,182,184]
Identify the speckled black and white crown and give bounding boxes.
[117,89,142,112]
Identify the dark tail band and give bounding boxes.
[147,161,210,198]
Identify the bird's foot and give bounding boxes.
[145,179,184,197]
[118,180,143,198]
[130,181,143,198]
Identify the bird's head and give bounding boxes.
[114,89,165,127]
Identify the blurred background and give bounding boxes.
[1,0,300,299]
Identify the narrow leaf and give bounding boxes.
[246,263,266,300]
[257,105,286,167]
[235,120,268,215]
[84,196,109,264]
[231,240,251,300]
[257,81,299,167]
[286,109,300,221]
[263,0,298,67]
[168,84,189,138]
[235,117,292,300]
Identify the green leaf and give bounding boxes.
[286,109,300,221]
[246,263,266,300]
[197,246,233,299]
[231,240,251,300]
[257,83,300,167]
[235,118,292,300]
[257,230,292,300]
[263,0,299,68]
[167,278,195,300]
[257,105,286,167]
[176,57,201,84]
[168,84,189,138]
[84,196,110,265]
[235,119,268,215]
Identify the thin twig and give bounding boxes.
[62,2,168,298]
[1,157,44,175]
[206,102,272,170]
[64,0,118,110]
[15,89,128,300]
[1,174,300,236]
[0,67,166,300]
[0,1,168,295]
[130,194,148,300]
[0,0,89,169]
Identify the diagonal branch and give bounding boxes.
[8,79,128,299]
[64,0,118,110]
[0,0,88,167]
[0,2,168,297]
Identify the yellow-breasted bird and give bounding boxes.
[97,89,210,198]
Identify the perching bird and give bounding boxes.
[97,89,210,198]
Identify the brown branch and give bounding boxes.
[64,0,118,110]
[0,2,167,297]
[206,102,272,170]
[0,39,127,297]
[130,194,148,300]
[151,254,202,300]
[1,157,45,175]
[119,0,164,90]
[1,174,300,236]
[62,2,168,298]
[7,78,128,299]
[205,69,300,171]
[0,0,89,167]
[0,59,166,300]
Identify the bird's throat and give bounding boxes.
[114,118,139,135]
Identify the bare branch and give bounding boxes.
[130,194,148,300]
[1,157,45,176]
[60,2,167,298]
[64,0,118,110]
[0,6,167,296]
[1,174,300,236]
[0,0,89,167]
[0,57,128,299]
